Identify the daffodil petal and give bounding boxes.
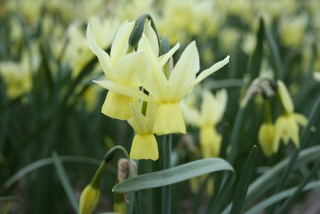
[143,21,159,57]
[102,91,133,120]
[293,113,308,126]
[277,80,294,113]
[159,43,180,67]
[113,51,150,86]
[94,80,155,103]
[130,134,159,160]
[168,41,200,100]
[273,118,285,152]
[86,24,113,79]
[191,55,230,89]
[128,104,149,134]
[110,21,135,65]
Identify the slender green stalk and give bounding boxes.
[162,134,172,214]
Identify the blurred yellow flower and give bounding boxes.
[128,103,159,160]
[273,80,307,151]
[258,123,275,157]
[182,89,228,158]
[0,54,32,99]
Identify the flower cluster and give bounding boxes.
[87,18,229,160]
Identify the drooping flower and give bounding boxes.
[87,21,152,120]
[273,80,307,151]
[92,21,229,134]
[79,184,100,214]
[127,103,159,160]
[182,89,228,158]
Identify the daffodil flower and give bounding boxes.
[273,80,307,151]
[86,21,151,120]
[127,103,159,160]
[138,25,230,134]
[182,89,228,157]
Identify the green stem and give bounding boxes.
[162,134,172,214]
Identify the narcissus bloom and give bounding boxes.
[139,28,229,135]
[182,89,228,157]
[127,103,159,160]
[273,80,307,151]
[87,21,151,120]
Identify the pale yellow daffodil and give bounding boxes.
[273,80,307,151]
[182,89,228,157]
[87,21,152,120]
[138,24,230,135]
[128,103,159,160]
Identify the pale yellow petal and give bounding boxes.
[86,24,113,79]
[158,43,180,67]
[110,21,135,65]
[168,41,199,100]
[180,100,202,127]
[143,21,159,57]
[153,103,186,135]
[94,80,155,103]
[113,51,150,86]
[286,116,300,148]
[127,104,149,134]
[200,126,221,157]
[130,134,159,160]
[293,113,308,126]
[277,80,294,113]
[102,91,133,120]
[190,55,230,90]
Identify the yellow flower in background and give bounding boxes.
[273,80,307,151]
[87,21,152,120]
[0,49,38,99]
[128,103,159,160]
[258,123,275,157]
[182,89,228,158]
[79,184,100,214]
[314,71,320,81]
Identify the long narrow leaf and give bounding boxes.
[52,152,78,213]
[4,156,101,188]
[113,158,234,193]
[245,180,320,214]
[230,146,257,214]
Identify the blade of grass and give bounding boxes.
[52,152,78,213]
[229,146,257,214]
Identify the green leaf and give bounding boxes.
[0,196,22,202]
[4,156,100,188]
[245,180,320,214]
[248,18,264,80]
[52,152,79,213]
[264,20,283,79]
[244,144,320,208]
[230,146,257,214]
[113,158,233,193]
